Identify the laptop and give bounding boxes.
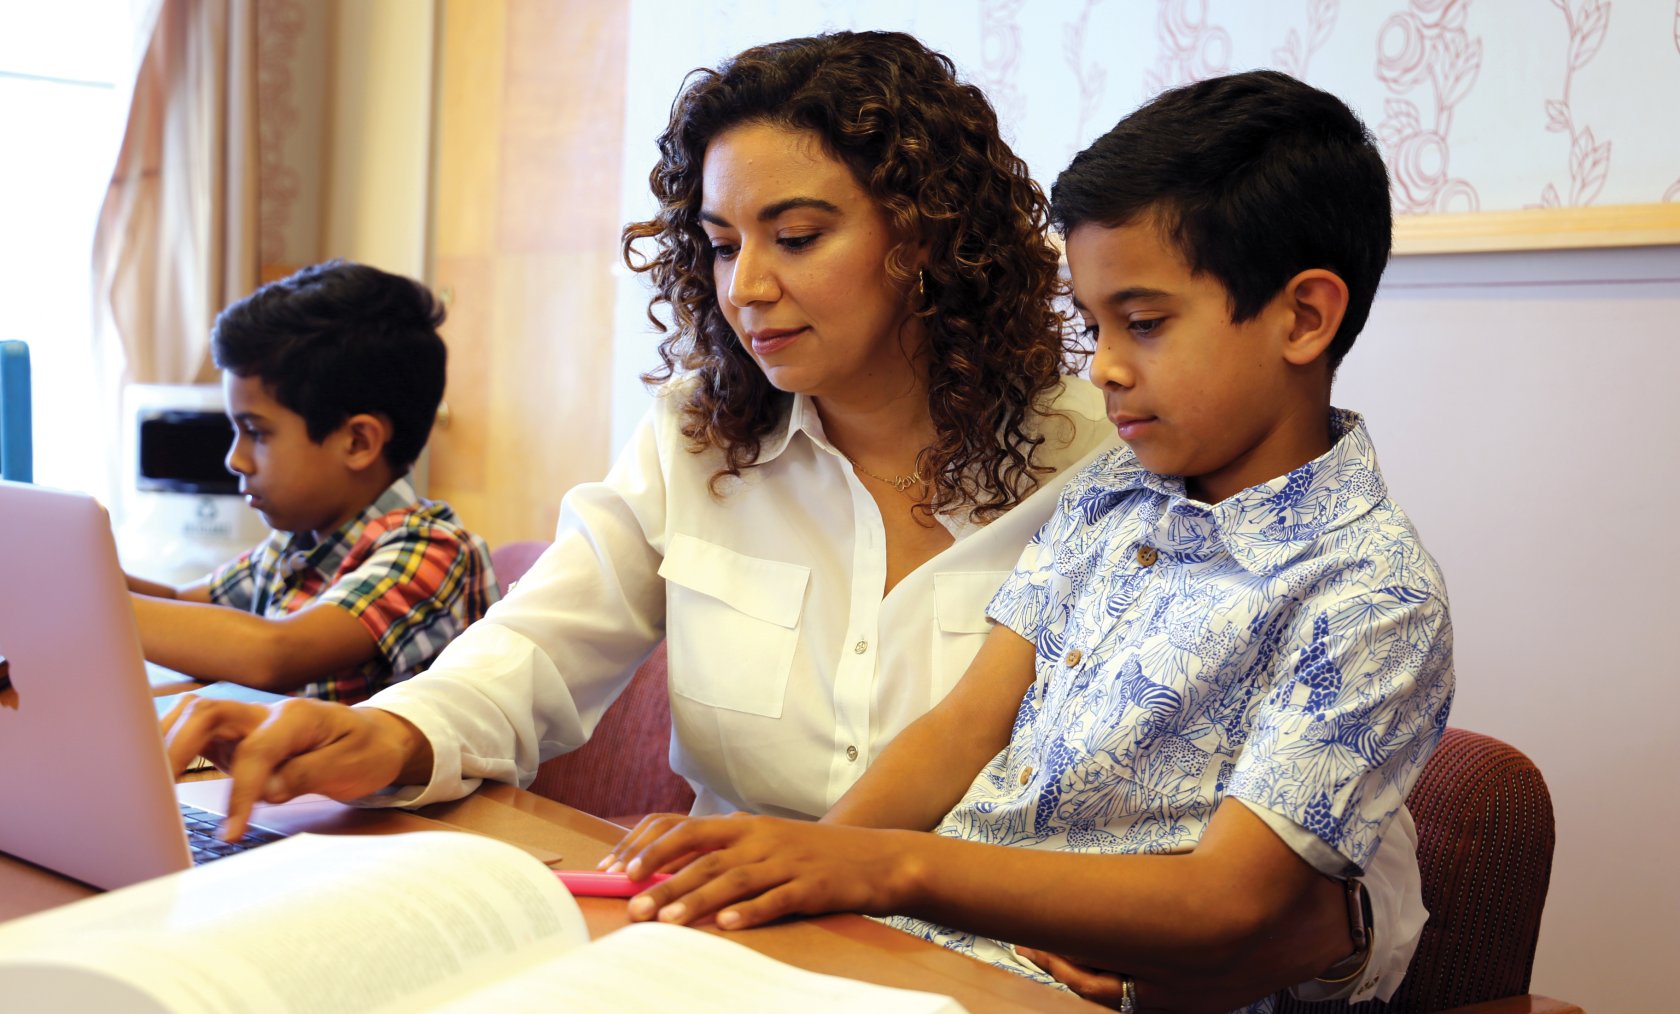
[0,479,289,890]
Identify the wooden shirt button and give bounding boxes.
[1063,649,1083,667]
[1136,545,1158,567]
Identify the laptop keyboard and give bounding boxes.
[180,802,288,864]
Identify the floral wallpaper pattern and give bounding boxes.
[621,0,1680,218]
[1145,0,1233,94]
[1667,0,1680,201]
[978,0,1028,128]
[1272,0,1339,80]
[1537,0,1613,208]
[1375,0,1483,213]
[1062,0,1108,162]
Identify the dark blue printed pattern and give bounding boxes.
[885,410,1454,1014]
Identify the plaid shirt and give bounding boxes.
[207,477,500,703]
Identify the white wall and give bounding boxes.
[1338,245,1680,1012]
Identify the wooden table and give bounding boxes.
[0,779,1098,1013]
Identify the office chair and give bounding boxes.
[0,341,31,483]
[1278,727,1577,1014]
[491,540,696,826]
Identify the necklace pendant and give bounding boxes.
[844,452,923,494]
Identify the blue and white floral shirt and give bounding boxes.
[887,410,1454,1012]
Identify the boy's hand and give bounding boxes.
[1016,949,1142,1011]
[596,812,704,876]
[159,695,429,841]
[612,814,920,930]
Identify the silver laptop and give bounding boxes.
[0,479,284,889]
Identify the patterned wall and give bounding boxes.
[611,0,1680,440]
[620,0,1680,218]
[607,0,1656,443]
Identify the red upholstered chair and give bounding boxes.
[1277,728,1578,1014]
[490,540,549,598]
[489,542,695,827]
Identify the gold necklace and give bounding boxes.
[844,454,925,493]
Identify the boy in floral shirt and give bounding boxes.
[607,72,1453,1014]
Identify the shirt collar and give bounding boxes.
[756,392,822,463]
[1083,409,1388,575]
[1207,409,1387,574]
[276,475,423,580]
[755,393,984,540]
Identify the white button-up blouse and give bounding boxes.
[362,377,1114,818]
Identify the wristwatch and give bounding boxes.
[1314,878,1374,985]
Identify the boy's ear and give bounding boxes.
[1280,269,1348,367]
[339,413,392,472]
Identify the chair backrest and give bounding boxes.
[1278,727,1557,1013]
[489,540,695,826]
[526,641,695,825]
[0,341,32,483]
[490,539,549,598]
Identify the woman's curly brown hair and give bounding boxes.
[622,30,1083,522]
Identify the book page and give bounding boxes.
[427,920,969,1014]
[0,831,586,1014]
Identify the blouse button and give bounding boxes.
[1019,766,1034,785]
[1137,545,1159,567]
[853,640,868,654]
[845,745,859,762]
[1063,649,1083,667]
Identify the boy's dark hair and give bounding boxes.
[211,260,447,471]
[1050,70,1391,370]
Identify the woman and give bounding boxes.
[170,29,1106,823]
[166,30,1381,1008]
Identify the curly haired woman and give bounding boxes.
[166,29,1109,825]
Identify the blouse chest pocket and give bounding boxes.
[929,570,1011,704]
[658,533,810,718]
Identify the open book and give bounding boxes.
[0,831,967,1013]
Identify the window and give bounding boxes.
[0,0,135,495]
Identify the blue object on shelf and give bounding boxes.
[0,341,31,483]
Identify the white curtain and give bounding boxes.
[92,0,259,391]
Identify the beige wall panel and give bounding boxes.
[481,252,616,543]
[320,0,434,278]
[497,0,629,253]
[433,0,506,258]
[429,0,628,546]
[429,253,494,528]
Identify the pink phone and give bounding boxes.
[553,869,672,897]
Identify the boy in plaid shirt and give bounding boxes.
[128,261,498,704]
